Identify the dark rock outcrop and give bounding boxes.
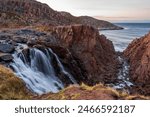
[0,53,13,62]
[38,25,118,85]
[0,44,15,53]
[0,25,118,86]
[0,0,122,29]
[124,32,150,96]
[60,12,123,29]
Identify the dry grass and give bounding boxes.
[0,65,149,100]
[35,83,150,100]
[0,65,31,99]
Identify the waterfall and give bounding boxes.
[48,49,77,84]
[10,48,77,95]
[113,56,133,90]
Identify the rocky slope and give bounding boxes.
[0,65,148,100]
[0,0,122,29]
[60,12,123,29]
[0,0,149,99]
[124,32,150,96]
[0,25,118,86]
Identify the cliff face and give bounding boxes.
[124,32,150,95]
[38,25,118,85]
[0,0,122,29]
[0,24,118,86]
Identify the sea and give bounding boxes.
[101,23,150,52]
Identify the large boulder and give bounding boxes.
[0,53,13,62]
[124,32,150,95]
[40,25,118,85]
[0,44,15,53]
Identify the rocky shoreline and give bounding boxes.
[0,26,149,99]
[124,32,150,96]
[0,0,149,99]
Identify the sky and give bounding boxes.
[37,0,150,23]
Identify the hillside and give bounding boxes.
[0,0,122,29]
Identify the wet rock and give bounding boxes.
[44,25,118,85]
[27,39,37,46]
[8,40,18,46]
[13,36,28,43]
[0,44,15,53]
[124,32,150,96]
[0,53,13,62]
[0,34,12,40]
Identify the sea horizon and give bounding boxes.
[101,22,150,51]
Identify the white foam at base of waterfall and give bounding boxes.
[10,48,76,95]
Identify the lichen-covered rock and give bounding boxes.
[124,32,150,96]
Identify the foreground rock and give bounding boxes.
[0,53,13,62]
[0,44,15,53]
[124,32,150,96]
[36,25,118,85]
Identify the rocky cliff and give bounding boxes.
[124,32,150,96]
[0,65,148,100]
[40,25,118,85]
[1,0,149,99]
[0,25,118,86]
[0,0,122,29]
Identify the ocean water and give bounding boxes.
[101,23,150,52]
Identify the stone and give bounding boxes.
[13,36,28,43]
[0,44,15,53]
[0,34,12,40]
[124,32,150,96]
[27,39,37,46]
[0,53,13,62]
[42,25,118,85]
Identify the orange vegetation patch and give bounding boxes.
[35,84,149,100]
[0,65,31,99]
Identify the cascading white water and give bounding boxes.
[48,49,77,84]
[113,56,133,90]
[10,48,76,95]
